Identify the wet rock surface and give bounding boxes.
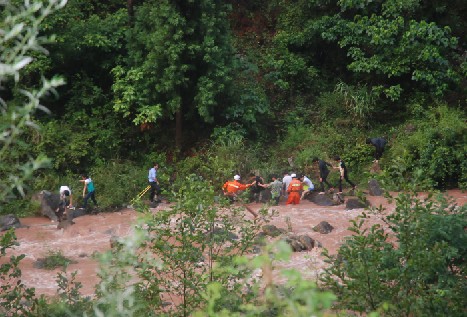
[0,214,24,231]
[346,198,370,209]
[312,221,334,234]
[35,190,61,222]
[306,192,339,206]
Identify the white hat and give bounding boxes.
[291,173,297,178]
[234,175,241,180]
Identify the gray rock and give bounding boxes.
[346,198,370,209]
[262,225,287,237]
[297,235,315,250]
[283,234,315,252]
[69,208,87,219]
[37,190,60,221]
[307,192,339,206]
[0,214,23,231]
[368,179,383,196]
[284,236,306,252]
[313,221,334,234]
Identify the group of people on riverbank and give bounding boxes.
[55,137,386,212]
[222,155,355,206]
[222,137,387,206]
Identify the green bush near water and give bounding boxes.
[384,105,466,190]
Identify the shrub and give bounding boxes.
[35,270,92,316]
[131,174,269,316]
[194,241,336,317]
[0,0,65,209]
[36,250,76,270]
[321,191,467,316]
[386,105,466,189]
[0,230,39,316]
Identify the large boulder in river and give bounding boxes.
[306,192,339,206]
[283,234,315,252]
[0,214,23,231]
[346,198,370,210]
[262,225,287,237]
[313,221,334,234]
[37,190,60,221]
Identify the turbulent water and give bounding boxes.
[3,190,465,297]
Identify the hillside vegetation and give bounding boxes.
[0,1,466,316]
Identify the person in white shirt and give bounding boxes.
[300,175,315,200]
[59,185,73,209]
[282,171,293,199]
[148,162,161,203]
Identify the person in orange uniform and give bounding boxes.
[223,174,254,203]
[286,174,303,205]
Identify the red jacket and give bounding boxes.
[223,180,251,195]
[287,179,303,193]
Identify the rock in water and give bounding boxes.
[346,198,370,209]
[0,214,23,231]
[313,221,334,234]
[37,190,60,221]
[262,225,286,237]
[307,191,339,206]
[297,235,315,250]
[368,179,383,196]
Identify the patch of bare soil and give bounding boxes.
[2,190,465,298]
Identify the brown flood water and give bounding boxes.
[2,190,465,298]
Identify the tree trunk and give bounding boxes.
[175,109,182,150]
[127,0,134,23]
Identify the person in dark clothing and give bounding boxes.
[334,156,356,193]
[366,137,387,162]
[250,175,265,203]
[312,157,334,194]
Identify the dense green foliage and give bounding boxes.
[0,1,466,315]
[321,191,467,316]
[0,0,65,206]
[2,0,465,212]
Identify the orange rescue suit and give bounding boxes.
[286,179,303,205]
[223,180,251,196]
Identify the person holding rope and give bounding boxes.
[222,174,254,203]
[148,162,161,203]
[222,174,258,218]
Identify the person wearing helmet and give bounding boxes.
[286,174,303,205]
[222,174,254,203]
